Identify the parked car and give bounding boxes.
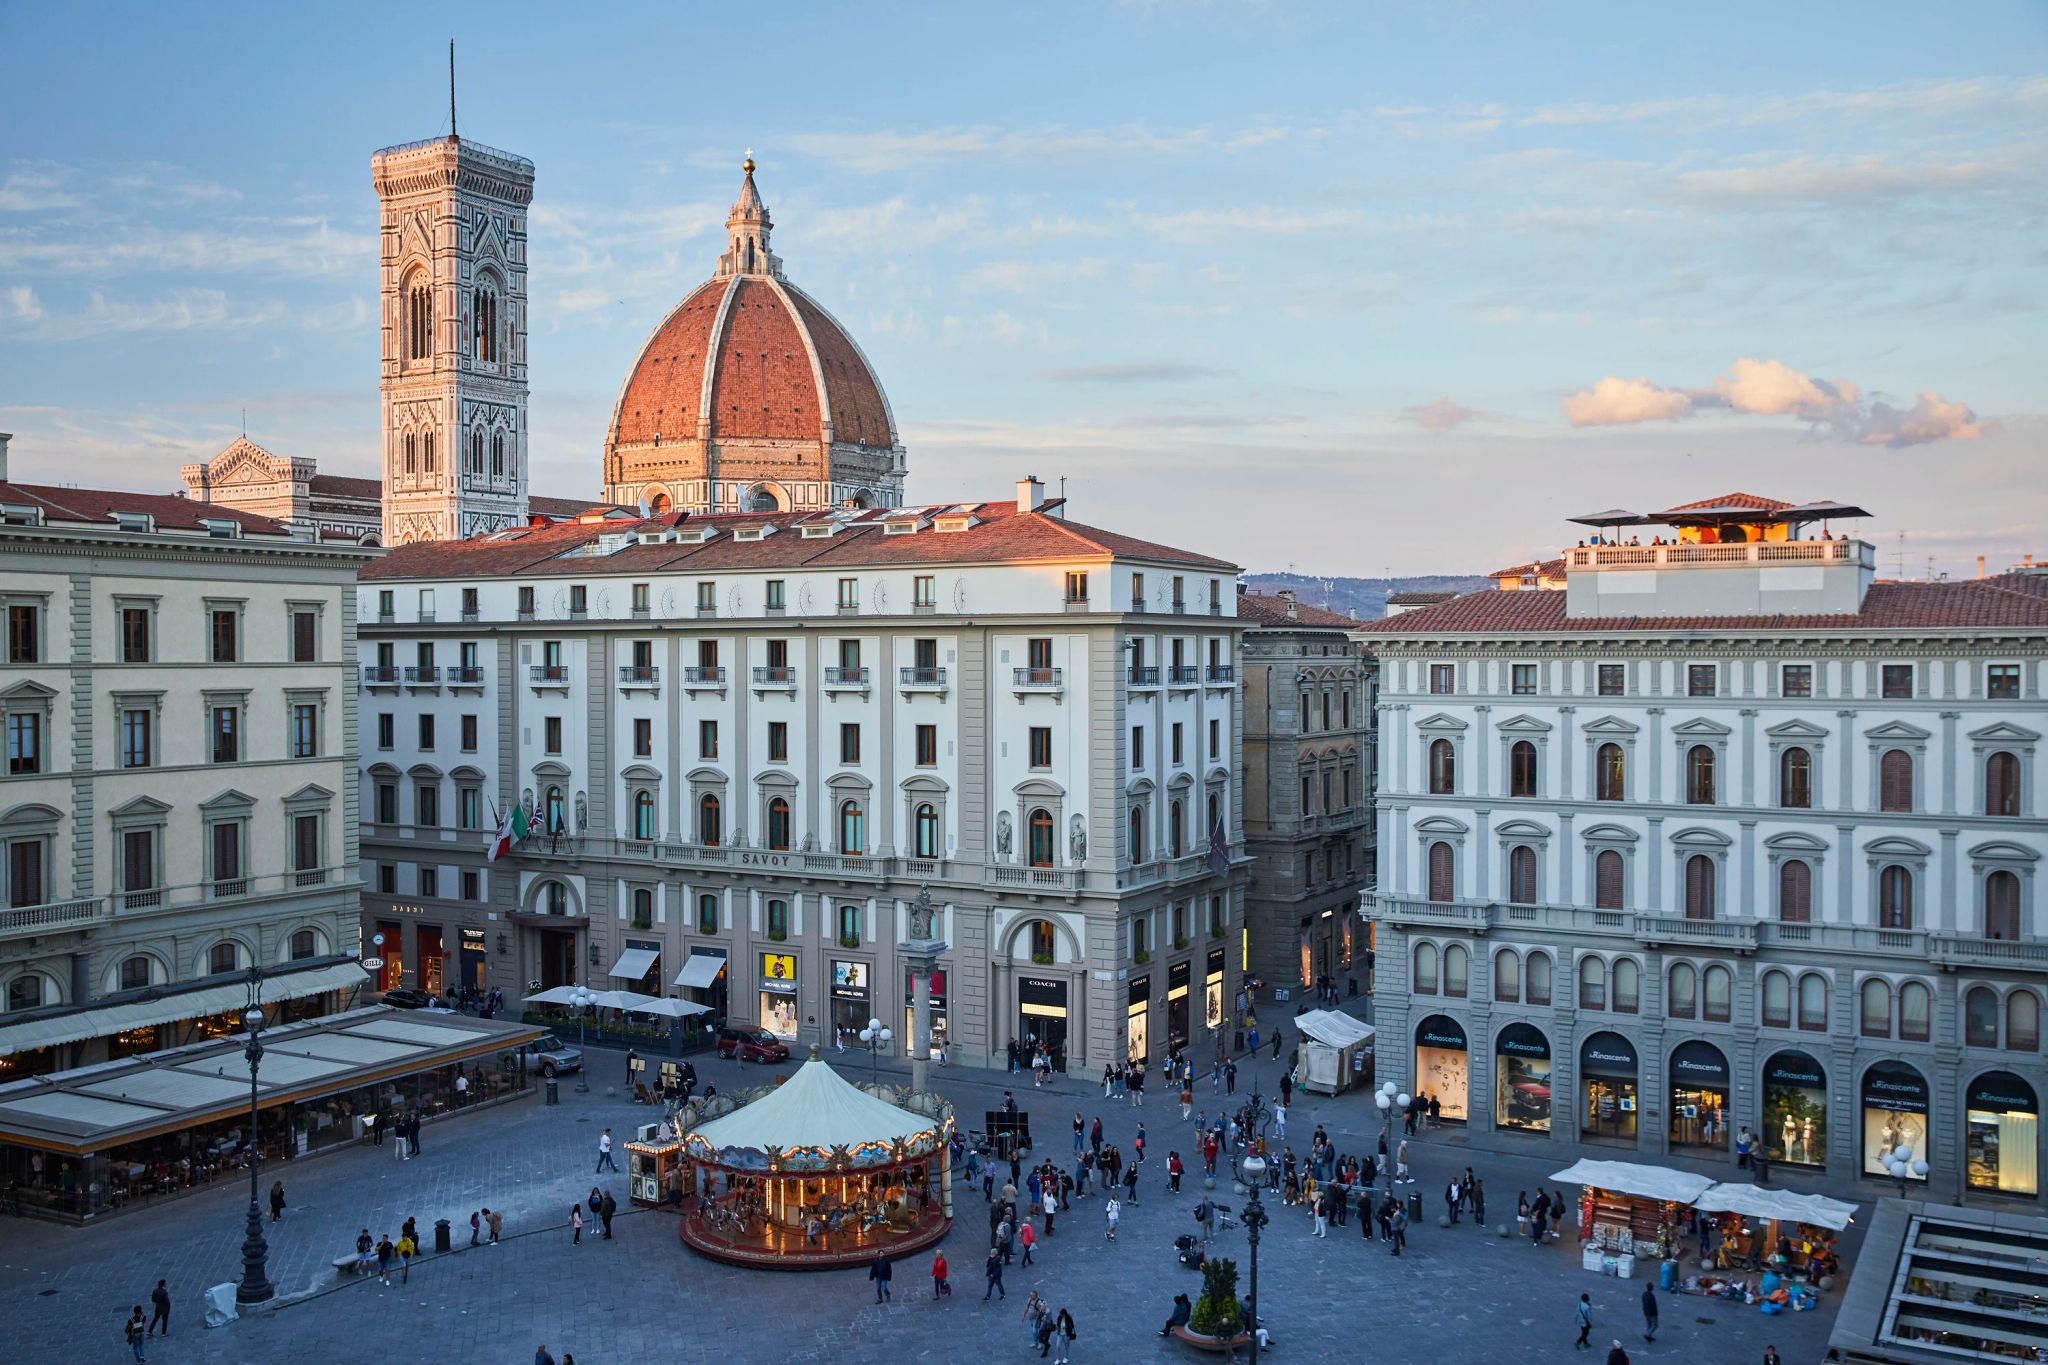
[716,1026,790,1064]
[520,1034,583,1077]
[381,988,433,1009]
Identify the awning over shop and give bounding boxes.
[1294,1009,1375,1048]
[1552,1159,1716,1205]
[674,955,727,990]
[623,997,709,1019]
[608,948,659,981]
[523,986,584,1006]
[0,961,370,1058]
[1693,1184,1857,1230]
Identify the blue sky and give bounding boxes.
[2,2,2043,575]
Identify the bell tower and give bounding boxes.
[372,124,534,544]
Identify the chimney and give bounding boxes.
[1278,587,1298,621]
[1016,475,1045,514]
[1977,555,1986,580]
[0,432,11,483]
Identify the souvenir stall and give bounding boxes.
[626,1127,687,1210]
[1553,1160,1715,1279]
[1292,1010,1375,1095]
[675,1050,955,1268]
[1690,1184,1854,1286]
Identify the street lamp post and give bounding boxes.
[1372,1082,1410,1189]
[858,1016,893,1084]
[1236,1087,1270,1349]
[1881,1144,1929,1198]
[236,970,274,1305]
[569,985,592,1093]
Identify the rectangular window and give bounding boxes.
[1131,725,1144,769]
[837,577,858,609]
[1131,572,1145,609]
[1781,664,1813,698]
[766,638,788,670]
[837,638,861,671]
[291,703,318,758]
[378,590,395,619]
[291,609,317,663]
[416,783,440,827]
[121,828,155,900]
[696,581,716,612]
[1511,664,1537,696]
[517,585,535,617]
[1029,726,1052,769]
[569,585,587,615]
[461,869,481,902]
[1208,718,1220,761]
[10,711,46,775]
[544,716,563,754]
[630,582,650,615]
[765,579,785,611]
[699,720,717,759]
[633,717,652,758]
[460,714,478,751]
[1881,663,1914,699]
[462,586,480,618]
[1597,663,1625,697]
[418,713,435,750]
[419,866,439,898]
[1687,664,1717,697]
[840,723,861,764]
[915,724,937,766]
[1171,722,1184,765]
[375,782,398,824]
[211,705,239,763]
[458,788,482,831]
[1987,663,2021,699]
[209,609,238,663]
[377,713,395,750]
[6,603,37,663]
[913,575,936,608]
[210,821,243,894]
[121,708,151,768]
[120,606,151,662]
[767,721,788,763]
[1065,571,1089,603]
[1429,663,1455,695]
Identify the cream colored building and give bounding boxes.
[0,468,376,1079]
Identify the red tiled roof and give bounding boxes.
[1356,579,2048,635]
[1489,557,1566,580]
[1663,491,1793,513]
[0,481,289,534]
[1385,591,1457,606]
[528,495,629,519]
[1988,570,2048,600]
[1238,592,1356,629]
[307,474,381,499]
[362,499,1237,581]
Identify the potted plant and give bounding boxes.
[839,932,861,950]
[1134,948,1151,965]
[1031,950,1055,965]
[1179,1256,1251,1350]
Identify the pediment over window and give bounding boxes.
[619,763,662,783]
[1968,721,2040,745]
[1127,776,1156,797]
[1865,835,1932,859]
[1014,776,1066,799]
[531,760,571,780]
[1967,839,2038,864]
[282,783,336,804]
[1865,719,1931,743]
[1496,714,1554,735]
[684,766,727,786]
[0,801,64,829]
[1670,717,1733,739]
[1166,771,1195,792]
[1581,715,1640,736]
[1415,712,1469,733]
[1670,825,1733,848]
[1763,831,1828,853]
[901,773,949,794]
[0,680,57,703]
[1494,818,1551,839]
[448,766,485,784]
[1580,822,1637,844]
[1414,814,1469,836]
[198,788,256,813]
[1206,766,1232,785]
[1765,718,1830,740]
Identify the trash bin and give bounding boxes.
[1406,1191,1423,1222]
[434,1219,451,1254]
[545,1079,559,1106]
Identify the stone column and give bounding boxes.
[900,923,949,1096]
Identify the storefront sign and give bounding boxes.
[1766,1050,1825,1089]
[761,953,797,982]
[1019,976,1068,1007]
[1579,1032,1637,1078]
[1497,1022,1551,1060]
[738,851,794,868]
[1415,1015,1467,1052]
[1128,975,1150,1006]
[1967,1073,2037,1113]
[1863,1061,1930,1114]
[1670,1040,1729,1086]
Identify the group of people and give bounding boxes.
[568,1186,618,1243]
[1400,1091,1444,1134]
[1005,1037,1062,1086]
[118,1281,173,1361]
[370,1106,425,1158]
[353,1216,426,1285]
[1097,1058,1149,1103]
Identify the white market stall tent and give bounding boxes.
[1293,1010,1375,1095]
[1552,1160,1718,1205]
[1693,1184,1857,1231]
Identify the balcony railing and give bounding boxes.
[1929,933,2048,974]
[1128,666,1160,687]
[900,666,948,689]
[403,664,441,687]
[824,666,870,687]
[0,896,108,939]
[619,664,659,687]
[685,665,727,686]
[1566,539,1871,571]
[530,664,571,687]
[361,665,399,685]
[752,665,797,689]
[1206,664,1236,683]
[1171,599,1187,615]
[1168,665,1200,686]
[1632,913,1759,954]
[448,665,486,686]
[1013,666,1063,692]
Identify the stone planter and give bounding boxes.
[1171,1325,1254,1353]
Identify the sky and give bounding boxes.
[2,1,2044,577]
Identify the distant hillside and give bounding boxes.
[1244,572,1492,622]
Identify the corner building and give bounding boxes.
[355,483,1248,1072]
[1360,493,2047,1206]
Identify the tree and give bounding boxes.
[1188,1256,1241,1337]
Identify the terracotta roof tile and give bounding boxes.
[1237,592,1356,629]
[1355,580,2048,636]
[0,481,289,534]
[1663,491,1794,513]
[306,474,381,498]
[1490,557,1566,580]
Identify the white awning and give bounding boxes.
[0,962,370,1057]
[523,986,585,1006]
[1552,1159,1716,1205]
[1294,1009,1375,1049]
[1693,1184,1857,1230]
[623,997,709,1019]
[608,948,660,981]
[674,955,727,990]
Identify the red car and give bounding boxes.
[716,1026,790,1064]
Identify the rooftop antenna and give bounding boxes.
[448,40,457,140]
[240,407,246,437]
[1895,531,1907,580]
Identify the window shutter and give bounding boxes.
[1880,750,1913,812]
[1427,842,1454,903]
[1778,860,1811,922]
[1594,850,1623,910]
[1685,854,1714,919]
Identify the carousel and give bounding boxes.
[675,1049,955,1268]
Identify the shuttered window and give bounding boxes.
[1779,746,1811,808]
[1879,749,1914,812]
[1596,744,1625,801]
[1593,850,1624,910]
[1684,854,1716,920]
[1509,741,1538,797]
[1426,841,1455,903]
[1429,739,1456,795]
[1777,859,1812,922]
[1985,751,2020,816]
[1879,866,1913,929]
[1985,871,2021,940]
[1508,846,1537,905]
[1685,745,1716,804]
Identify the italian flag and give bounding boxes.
[488,803,528,862]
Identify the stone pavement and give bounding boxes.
[0,1045,1850,1364]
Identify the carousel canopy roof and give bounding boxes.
[690,1057,934,1157]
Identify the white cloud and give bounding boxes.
[1401,397,1477,431]
[961,258,1107,293]
[1560,376,1693,427]
[775,122,1286,173]
[0,166,81,212]
[1708,357,1858,420]
[2,285,41,321]
[1854,392,1991,448]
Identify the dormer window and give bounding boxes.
[112,511,154,534]
[0,504,44,527]
[201,518,242,539]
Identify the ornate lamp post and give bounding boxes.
[1372,1081,1410,1188]
[1236,1087,1270,1346]
[1881,1144,1928,1198]
[569,984,592,1093]
[858,1016,894,1084]
[236,970,273,1304]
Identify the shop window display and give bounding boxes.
[1668,1040,1730,1149]
[1965,1071,2039,1198]
[1494,1021,1552,1133]
[1762,1049,1828,1169]
[1579,1031,1638,1140]
[1412,1014,1468,1122]
[1861,1060,1930,1183]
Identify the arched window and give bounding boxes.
[543,881,568,915]
[838,800,865,855]
[1779,747,1812,808]
[543,785,565,833]
[1965,986,1999,1048]
[767,797,791,851]
[1578,955,1606,1010]
[1797,973,1828,1031]
[1685,745,1716,804]
[1526,951,1554,1005]
[1985,870,2021,940]
[2010,991,2041,1051]
[1861,979,1892,1037]
[1778,859,1812,922]
[407,276,432,360]
[490,431,505,480]
[1028,808,1055,867]
[1761,970,1792,1028]
[1426,841,1455,903]
[421,429,436,474]
[1899,980,1931,1041]
[289,928,318,961]
[1595,743,1625,801]
[1594,849,1624,910]
[698,793,722,846]
[913,804,939,859]
[1703,964,1732,1022]
[1428,739,1456,795]
[632,887,654,925]
[469,427,484,476]
[1494,950,1520,1003]
[1613,957,1640,1013]
[120,955,153,991]
[404,431,418,476]
[1168,800,1184,858]
[1509,740,1538,798]
[1412,941,1439,994]
[1986,751,2021,816]
[1879,749,1914,812]
[1028,919,1055,961]
[1206,792,1222,840]
[1668,962,1697,1018]
[1507,845,1538,905]
[1443,942,1468,997]
[839,904,863,946]
[632,791,656,841]
[1128,806,1146,864]
[697,893,719,935]
[474,283,498,365]
[6,975,43,1011]
[1684,854,1716,920]
[1879,865,1913,930]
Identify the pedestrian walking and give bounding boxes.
[1274,1101,1287,1139]
[394,1115,408,1161]
[375,1234,395,1285]
[1389,1202,1407,1256]
[1312,1192,1328,1238]
[1104,1194,1121,1240]
[1446,1176,1461,1225]
[1271,1027,1285,1059]
[1073,1112,1085,1155]
[1225,1059,1238,1095]
[268,1179,285,1222]
[486,1208,503,1243]
[1641,1282,1659,1341]
[1473,1178,1488,1226]
[983,1246,1006,1300]
[147,1279,171,1337]
[1575,1293,1595,1350]
[1396,1139,1411,1183]
[600,1188,617,1239]
[125,1306,147,1363]
[396,1230,416,1283]
[1167,1151,1184,1193]
[1019,1219,1036,1266]
[869,1252,894,1302]
[596,1127,618,1173]
[470,1209,482,1247]
[1050,1308,1076,1364]
[355,1229,376,1274]
[932,1250,950,1298]
[570,1203,584,1244]
[1179,1081,1194,1120]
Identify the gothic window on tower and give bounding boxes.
[406,276,432,361]
[474,282,499,366]
[404,432,418,477]
[491,431,505,480]
[422,429,436,475]
[469,428,485,477]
